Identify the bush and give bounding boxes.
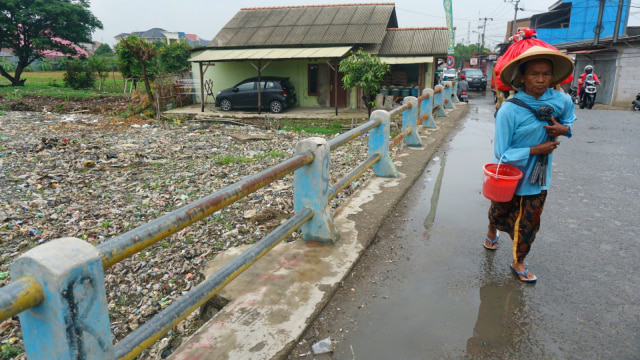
[63,58,95,89]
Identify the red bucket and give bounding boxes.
[482,163,523,202]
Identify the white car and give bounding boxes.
[442,69,458,81]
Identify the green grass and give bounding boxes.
[283,120,344,135]
[0,71,128,99]
[216,155,253,165]
[0,344,22,359]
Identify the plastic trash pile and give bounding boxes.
[0,110,378,358]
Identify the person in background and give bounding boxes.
[577,65,600,102]
[483,46,576,283]
[457,74,469,98]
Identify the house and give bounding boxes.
[115,28,209,46]
[500,0,637,108]
[507,0,632,45]
[551,26,640,108]
[185,34,208,48]
[189,3,449,111]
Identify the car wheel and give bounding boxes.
[270,100,283,113]
[220,99,232,111]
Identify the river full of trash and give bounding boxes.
[0,110,380,358]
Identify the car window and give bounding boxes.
[280,79,294,90]
[464,69,484,76]
[236,82,255,91]
[443,70,457,77]
[264,81,276,89]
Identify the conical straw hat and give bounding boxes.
[499,45,574,89]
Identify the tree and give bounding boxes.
[157,42,192,74]
[339,49,390,116]
[454,43,491,70]
[63,57,95,90]
[0,0,102,86]
[117,35,160,105]
[94,43,113,57]
[38,59,52,71]
[88,54,108,90]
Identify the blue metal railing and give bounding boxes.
[0,81,457,360]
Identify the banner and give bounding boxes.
[443,0,455,68]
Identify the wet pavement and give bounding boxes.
[291,92,640,359]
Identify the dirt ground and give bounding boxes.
[0,94,133,115]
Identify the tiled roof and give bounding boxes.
[208,3,398,47]
[376,27,450,55]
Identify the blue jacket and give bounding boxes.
[494,88,577,195]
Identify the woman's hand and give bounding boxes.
[544,117,570,138]
[530,141,560,155]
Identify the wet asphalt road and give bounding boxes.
[303,92,640,359]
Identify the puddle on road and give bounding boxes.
[332,96,543,359]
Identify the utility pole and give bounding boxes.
[594,0,605,45]
[479,17,493,53]
[467,21,471,46]
[613,0,624,43]
[505,0,523,38]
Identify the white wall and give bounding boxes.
[612,47,640,108]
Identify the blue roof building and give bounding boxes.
[530,0,632,45]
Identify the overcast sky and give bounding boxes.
[89,0,640,50]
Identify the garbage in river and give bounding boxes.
[0,109,383,358]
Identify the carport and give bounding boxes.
[189,46,352,114]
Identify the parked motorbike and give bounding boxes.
[580,75,598,110]
[568,85,580,105]
[632,93,640,111]
[459,90,468,103]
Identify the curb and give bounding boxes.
[168,105,469,360]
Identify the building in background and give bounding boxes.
[115,28,209,47]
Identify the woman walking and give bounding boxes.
[484,46,576,283]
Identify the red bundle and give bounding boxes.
[493,28,572,91]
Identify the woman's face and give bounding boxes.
[519,59,553,99]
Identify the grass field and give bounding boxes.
[0,71,128,98]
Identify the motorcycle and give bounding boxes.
[579,75,598,110]
[458,90,468,103]
[632,93,640,111]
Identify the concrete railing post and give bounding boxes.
[369,110,398,178]
[11,237,114,360]
[420,88,436,128]
[433,85,447,117]
[402,96,422,146]
[293,137,339,243]
[452,80,460,103]
[442,81,454,110]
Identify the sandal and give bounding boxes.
[483,232,499,250]
[510,264,537,283]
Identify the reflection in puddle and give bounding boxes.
[466,255,531,358]
[424,156,445,230]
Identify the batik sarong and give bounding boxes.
[488,191,547,262]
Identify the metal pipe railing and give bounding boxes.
[97,153,313,269]
[113,208,314,360]
[0,278,43,322]
[1,81,454,359]
[328,153,381,201]
[328,118,380,151]
[389,127,413,150]
[388,99,412,118]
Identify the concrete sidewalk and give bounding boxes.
[168,104,469,360]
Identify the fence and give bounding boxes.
[0,81,459,359]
